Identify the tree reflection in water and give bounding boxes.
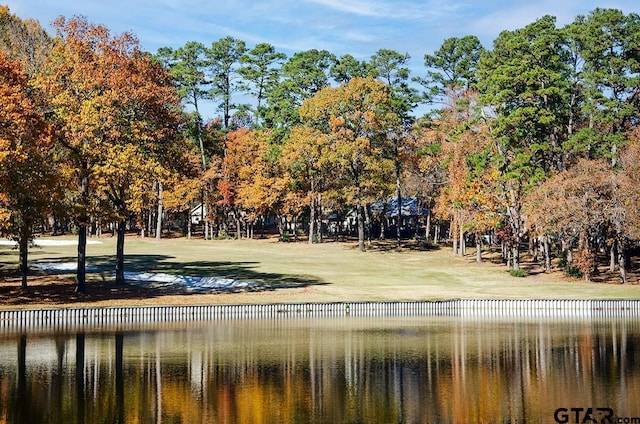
[0,316,639,423]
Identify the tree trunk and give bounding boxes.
[610,243,616,273]
[529,237,535,258]
[501,241,507,264]
[76,171,89,293]
[148,207,154,237]
[357,203,365,252]
[197,125,206,170]
[476,233,482,263]
[617,238,627,284]
[308,193,316,244]
[395,163,402,248]
[511,244,520,271]
[187,210,192,239]
[364,204,372,248]
[155,181,163,240]
[115,219,126,285]
[451,218,457,255]
[316,193,323,243]
[379,217,386,240]
[77,223,87,293]
[543,236,551,272]
[425,212,431,243]
[459,227,466,256]
[203,202,209,240]
[506,244,512,269]
[19,231,29,288]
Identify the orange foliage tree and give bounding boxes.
[0,51,56,287]
[525,149,640,283]
[427,89,501,260]
[220,128,291,238]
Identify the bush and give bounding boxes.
[509,268,527,278]
[280,231,292,242]
[215,229,232,240]
[573,248,596,280]
[557,251,568,268]
[565,266,583,279]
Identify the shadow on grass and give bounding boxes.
[0,254,327,306]
[361,240,441,252]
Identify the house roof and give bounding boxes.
[371,197,429,217]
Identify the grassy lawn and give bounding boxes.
[1,235,639,308]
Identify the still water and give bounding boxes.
[1,316,639,423]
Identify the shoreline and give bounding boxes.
[2,299,640,334]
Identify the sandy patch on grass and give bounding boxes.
[30,262,263,294]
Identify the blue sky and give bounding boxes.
[5,0,638,118]
[7,0,638,60]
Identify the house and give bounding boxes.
[325,197,430,238]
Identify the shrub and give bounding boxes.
[280,231,292,242]
[565,266,583,279]
[215,229,232,240]
[509,268,527,278]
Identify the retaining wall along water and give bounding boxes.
[1,299,639,333]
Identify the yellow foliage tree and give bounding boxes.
[281,126,333,243]
[300,77,397,251]
[37,16,184,288]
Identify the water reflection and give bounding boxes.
[1,316,639,423]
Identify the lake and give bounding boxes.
[1,315,639,423]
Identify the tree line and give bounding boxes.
[1,5,639,290]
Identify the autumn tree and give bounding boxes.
[38,16,183,289]
[233,129,291,237]
[91,54,184,285]
[526,160,623,281]
[300,77,397,251]
[0,5,52,77]
[414,36,487,249]
[217,128,283,238]
[281,126,334,243]
[425,89,500,259]
[0,51,55,287]
[217,128,249,238]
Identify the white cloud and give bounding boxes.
[304,0,460,20]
